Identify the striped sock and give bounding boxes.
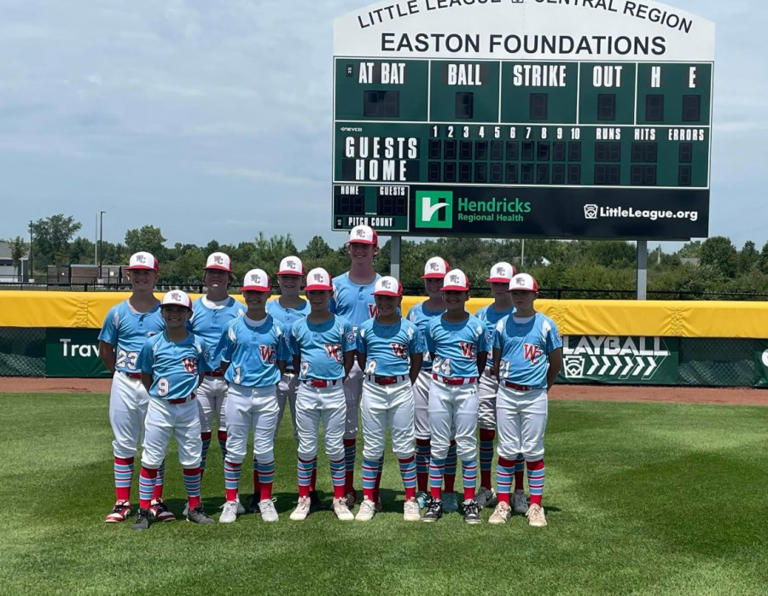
[151,461,165,500]
[429,457,446,500]
[444,441,457,493]
[297,457,315,498]
[343,439,356,494]
[183,467,202,510]
[415,439,430,492]
[200,432,212,471]
[217,430,228,461]
[310,459,317,492]
[138,466,158,510]
[330,457,346,499]
[252,459,261,499]
[113,457,134,502]
[361,458,379,501]
[527,460,545,506]
[257,459,275,501]
[398,456,417,500]
[224,460,241,502]
[373,455,384,503]
[496,456,516,504]
[479,428,495,489]
[514,455,526,491]
[462,459,477,501]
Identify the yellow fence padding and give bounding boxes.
[0,291,767,338]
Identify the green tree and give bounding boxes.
[10,236,26,278]
[69,237,95,264]
[125,226,167,260]
[738,241,759,274]
[29,214,82,268]
[699,236,738,278]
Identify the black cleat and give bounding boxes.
[462,499,482,525]
[422,498,443,523]
[309,490,324,512]
[132,508,152,531]
[249,493,261,514]
[186,505,216,525]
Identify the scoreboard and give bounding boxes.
[333,0,715,240]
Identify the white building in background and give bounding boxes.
[0,241,30,282]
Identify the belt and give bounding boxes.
[302,379,341,388]
[504,382,531,391]
[168,393,196,404]
[432,374,477,386]
[204,371,225,378]
[121,371,142,379]
[284,368,295,374]
[366,374,408,385]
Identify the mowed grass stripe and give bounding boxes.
[0,393,766,595]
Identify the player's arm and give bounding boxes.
[409,352,423,385]
[99,341,116,373]
[343,350,356,380]
[141,372,153,394]
[492,347,502,382]
[476,350,488,377]
[292,354,301,375]
[357,351,367,372]
[546,347,563,390]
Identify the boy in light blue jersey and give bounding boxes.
[355,276,424,522]
[132,290,215,530]
[98,251,168,523]
[489,273,563,529]
[289,268,357,522]
[423,269,489,525]
[215,269,289,523]
[330,224,381,507]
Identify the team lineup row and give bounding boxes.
[99,224,562,529]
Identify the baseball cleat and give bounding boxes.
[415,491,429,509]
[355,498,377,522]
[422,498,443,523]
[105,500,132,523]
[462,499,482,525]
[403,498,420,522]
[236,495,246,515]
[186,505,216,525]
[182,503,189,517]
[442,491,459,513]
[475,487,498,509]
[259,499,279,523]
[344,490,358,509]
[309,490,324,512]
[489,501,512,525]
[526,503,547,527]
[290,496,311,521]
[332,497,354,521]
[513,490,529,515]
[249,494,260,514]
[149,498,175,522]
[219,500,239,523]
[131,508,151,531]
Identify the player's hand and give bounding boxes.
[278,374,291,392]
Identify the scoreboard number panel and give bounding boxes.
[333,1,714,239]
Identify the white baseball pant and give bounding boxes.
[496,386,548,461]
[276,372,299,440]
[109,371,150,459]
[428,380,478,460]
[411,369,432,440]
[141,397,202,469]
[196,375,228,433]
[296,382,346,460]
[477,369,499,430]
[361,377,415,460]
[342,361,363,439]
[225,383,279,464]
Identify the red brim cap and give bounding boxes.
[127,265,156,271]
[304,283,333,291]
[374,290,401,297]
[486,277,512,283]
[205,265,231,272]
[242,285,270,292]
[421,272,446,279]
[442,284,470,291]
[277,270,303,276]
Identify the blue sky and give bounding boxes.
[0,0,765,252]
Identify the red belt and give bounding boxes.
[367,374,407,385]
[168,393,196,404]
[122,371,142,379]
[504,382,531,391]
[432,374,477,386]
[204,371,225,377]
[303,379,340,388]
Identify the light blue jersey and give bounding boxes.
[138,331,210,400]
[330,273,381,328]
[266,298,311,365]
[290,315,356,381]
[493,313,562,388]
[407,300,445,372]
[357,317,425,377]
[215,315,289,387]
[190,296,246,367]
[475,304,516,352]
[98,300,165,373]
[426,314,489,379]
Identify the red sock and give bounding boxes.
[253,461,261,497]
[479,428,495,488]
[310,465,317,492]
[430,485,442,500]
[139,466,158,510]
[184,468,201,510]
[373,461,383,503]
[527,459,544,506]
[114,456,133,502]
[515,455,525,491]
[444,473,455,493]
[497,456,517,504]
[415,439,430,492]
[343,438,356,493]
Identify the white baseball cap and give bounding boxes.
[509,273,539,292]
[373,276,403,297]
[304,267,333,291]
[277,255,304,276]
[242,268,271,292]
[486,261,517,283]
[127,251,158,271]
[422,256,450,279]
[442,268,470,291]
[204,252,232,272]
[349,224,378,246]
[161,290,192,309]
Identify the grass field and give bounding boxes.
[1,393,767,595]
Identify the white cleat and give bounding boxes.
[290,496,311,521]
[355,498,376,522]
[513,490,529,515]
[219,500,239,523]
[259,499,279,522]
[526,503,547,527]
[488,501,511,525]
[332,497,354,521]
[403,498,420,522]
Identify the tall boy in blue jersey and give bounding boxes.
[132,290,215,530]
[330,224,381,507]
[489,273,563,528]
[216,269,289,523]
[423,269,489,524]
[289,268,357,522]
[474,261,521,510]
[99,251,169,523]
[355,276,424,522]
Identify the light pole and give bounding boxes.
[99,210,105,275]
[28,220,34,282]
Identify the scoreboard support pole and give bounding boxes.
[390,234,401,279]
[636,240,648,300]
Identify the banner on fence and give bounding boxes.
[45,328,111,378]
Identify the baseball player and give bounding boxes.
[99,251,172,523]
[422,269,489,524]
[355,276,423,522]
[489,273,563,528]
[215,269,289,523]
[474,261,521,510]
[132,290,215,530]
[330,224,381,508]
[189,252,245,507]
[289,267,357,521]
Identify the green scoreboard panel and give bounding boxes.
[333,1,714,239]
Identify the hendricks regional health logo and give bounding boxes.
[415,190,453,229]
